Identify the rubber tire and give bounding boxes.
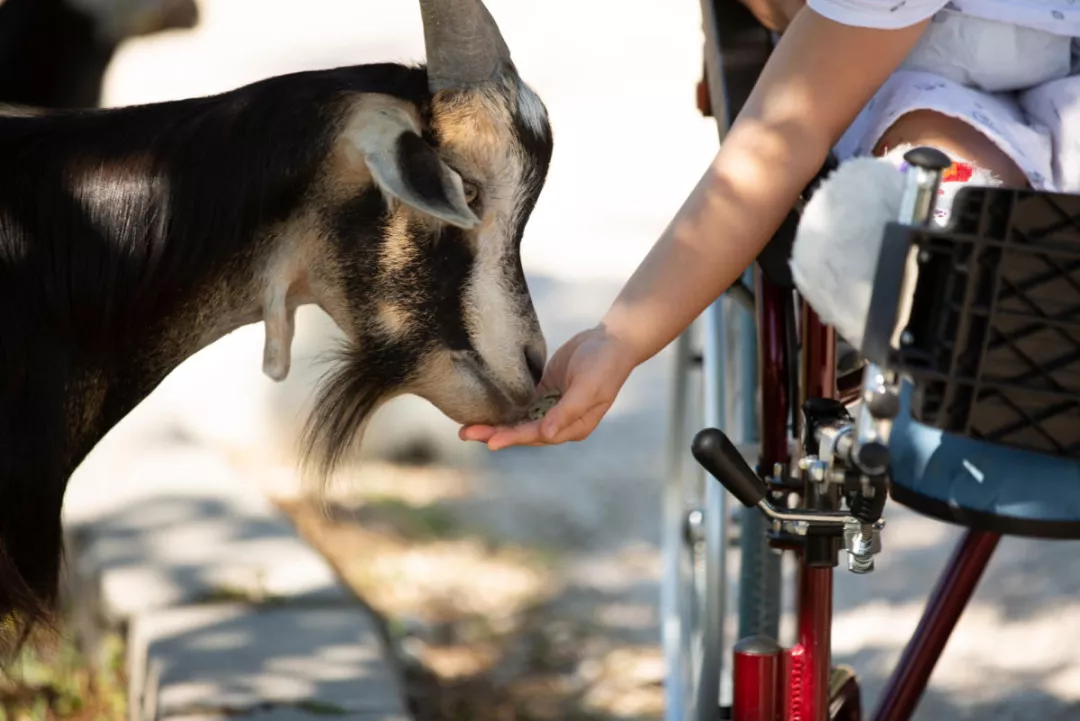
[736,505,782,641]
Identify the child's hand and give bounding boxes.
[459,326,638,450]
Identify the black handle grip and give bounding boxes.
[691,428,767,508]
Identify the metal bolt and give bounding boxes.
[784,520,810,536]
[918,249,931,264]
[684,509,705,545]
[844,522,880,574]
[848,553,875,574]
[851,529,873,556]
[900,330,915,346]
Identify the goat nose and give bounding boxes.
[524,345,545,387]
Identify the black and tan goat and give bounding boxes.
[0,0,552,649]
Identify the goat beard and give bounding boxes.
[298,337,414,484]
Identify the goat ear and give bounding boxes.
[348,103,480,229]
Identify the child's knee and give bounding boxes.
[789,131,1006,349]
[872,109,1029,188]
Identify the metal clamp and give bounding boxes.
[691,427,888,573]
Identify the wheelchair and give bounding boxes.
[661,2,1080,719]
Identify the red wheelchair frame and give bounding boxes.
[686,1,1005,717]
[730,251,1001,721]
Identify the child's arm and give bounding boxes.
[602,8,929,369]
[463,7,933,450]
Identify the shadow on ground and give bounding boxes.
[825,507,1080,719]
[129,603,404,718]
[260,268,1080,720]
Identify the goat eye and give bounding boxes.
[462,180,480,206]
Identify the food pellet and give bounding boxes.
[527,390,561,421]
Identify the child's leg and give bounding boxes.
[1019,75,1080,194]
[874,108,1029,185]
[875,109,1027,227]
[791,71,1051,350]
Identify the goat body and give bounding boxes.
[0,34,553,647]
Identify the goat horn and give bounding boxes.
[418,0,514,92]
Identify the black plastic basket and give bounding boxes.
[865,186,1080,458]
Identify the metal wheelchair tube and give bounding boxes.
[854,147,951,456]
[695,298,729,721]
[897,147,951,228]
[662,329,696,721]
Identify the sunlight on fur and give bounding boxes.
[790,155,907,350]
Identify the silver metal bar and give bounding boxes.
[728,279,755,316]
[897,157,946,228]
[856,149,948,450]
[855,363,889,448]
[756,499,860,529]
[695,297,729,721]
[662,329,695,721]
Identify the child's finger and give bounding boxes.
[535,371,563,397]
[487,420,544,450]
[459,425,497,442]
[538,381,595,442]
[547,403,607,443]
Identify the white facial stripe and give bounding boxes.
[464,214,526,377]
[463,142,539,398]
[428,83,550,405]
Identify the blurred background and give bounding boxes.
[5,1,1080,720]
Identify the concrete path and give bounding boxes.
[63,428,411,721]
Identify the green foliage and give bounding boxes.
[0,630,126,721]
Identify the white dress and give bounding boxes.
[808,0,1080,192]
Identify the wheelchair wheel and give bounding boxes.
[661,280,780,721]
